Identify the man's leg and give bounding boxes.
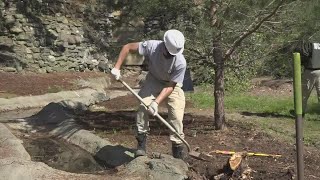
[302,70,315,114]
[135,101,151,157]
[312,70,320,105]
[167,86,186,159]
[135,75,161,157]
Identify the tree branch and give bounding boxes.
[224,0,285,60]
[210,0,219,26]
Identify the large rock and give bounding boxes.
[123,155,189,180]
[0,88,108,112]
[1,95,190,180]
[0,124,31,160]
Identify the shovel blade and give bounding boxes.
[189,151,201,157]
[188,151,212,161]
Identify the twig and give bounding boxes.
[309,175,320,179]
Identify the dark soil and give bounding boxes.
[22,136,107,174]
[0,71,106,96]
[1,71,320,179]
[81,94,315,180]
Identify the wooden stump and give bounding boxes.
[214,152,253,180]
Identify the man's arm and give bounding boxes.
[114,42,140,69]
[154,82,176,104]
[294,41,312,57]
[293,41,312,67]
[148,82,176,116]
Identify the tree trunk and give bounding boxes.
[209,0,285,130]
[213,40,226,130]
[210,0,225,130]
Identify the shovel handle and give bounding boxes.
[154,114,191,152]
[211,150,281,157]
[119,79,147,107]
[119,79,191,152]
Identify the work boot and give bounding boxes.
[172,144,184,159]
[135,134,147,157]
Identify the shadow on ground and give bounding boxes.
[240,111,292,119]
[95,145,135,168]
[76,110,216,136]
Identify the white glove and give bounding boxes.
[148,100,158,116]
[111,68,121,80]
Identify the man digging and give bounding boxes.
[111,29,187,159]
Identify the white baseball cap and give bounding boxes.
[163,29,185,55]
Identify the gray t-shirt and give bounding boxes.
[138,40,186,85]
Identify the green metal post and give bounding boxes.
[293,52,304,180]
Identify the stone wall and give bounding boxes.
[0,0,114,73]
[0,0,155,73]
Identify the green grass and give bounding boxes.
[186,91,214,109]
[186,88,320,148]
[187,91,294,114]
[225,93,293,114]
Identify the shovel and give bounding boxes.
[118,79,207,160]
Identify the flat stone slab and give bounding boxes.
[0,158,114,180]
[0,123,119,180]
[0,88,108,112]
[0,123,30,160]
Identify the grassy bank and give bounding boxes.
[186,88,320,148]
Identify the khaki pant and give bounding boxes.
[302,69,320,112]
[136,74,185,144]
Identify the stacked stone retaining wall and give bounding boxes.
[0,0,115,73]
